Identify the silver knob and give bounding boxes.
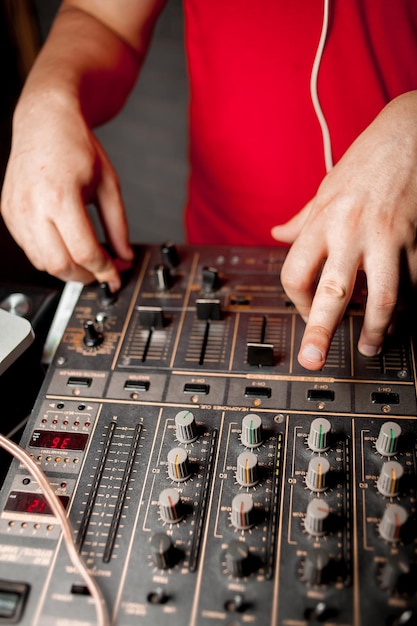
[307,418,331,452]
[167,447,191,482]
[175,410,198,443]
[379,504,408,542]
[159,488,183,523]
[376,421,401,456]
[377,461,404,497]
[236,451,259,487]
[304,498,330,536]
[306,456,330,492]
[241,413,263,448]
[231,493,255,530]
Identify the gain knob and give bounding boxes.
[376,421,402,457]
[231,493,255,530]
[225,540,250,577]
[241,413,263,448]
[150,532,176,569]
[159,488,183,523]
[175,410,198,443]
[379,504,408,542]
[167,447,191,482]
[305,456,330,492]
[377,460,404,497]
[83,320,104,347]
[307,418,331,452]
[304,498,331,537]
[236,451,259,487]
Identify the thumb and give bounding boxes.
[271,199,314,243]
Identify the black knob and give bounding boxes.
[83,320,104,347]
[161,242,180,268]
[99,282,116,306]
[202,266,221,292]
[154,264,173,290]
[150,532,176,569]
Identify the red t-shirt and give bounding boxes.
[183,0,417,245]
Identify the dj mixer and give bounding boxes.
[0,243,416,626]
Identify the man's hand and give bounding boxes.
[272,91,417,370]
[1,94,134,291]
[0,0,166,290]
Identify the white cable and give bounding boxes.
[310,0,333,173]
[0,433,110,626]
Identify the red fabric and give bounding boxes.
[182,0,417,245]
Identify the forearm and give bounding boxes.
[14,1,164,128]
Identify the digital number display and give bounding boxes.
[30,430,88,451]
[5,491,70,516]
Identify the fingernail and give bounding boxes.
[300,344,324,364]
[359,344,381,357]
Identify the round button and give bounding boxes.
[236,451,259,487]
[241,414,263,448]
[159,488,183,523]
[375,421,402,456]
[175,410,198,443]
[231,493,255,530]
[379,504,408,542]
[305,456,330,492]
[225,540,250,577]
[167,447,191,482]
[307,418,331,452]
[150,532,175,569]
[304,498,330,536]
[377,461,404,497]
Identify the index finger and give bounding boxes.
[297,254,359,370]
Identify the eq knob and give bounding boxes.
[304,498,331,537]
[167,447,191,482]
[305,456,330,492]
[225,540,250,578]
[241,413,263,448]
[83,320,104,347]
[175,410,198,444]
[379,504,408,542]
[377,461,404,497]
[236,451,259,487]
[231,493,255,530]
[376,421,402,456]
[159,488,184,523]
[150,532,176,569]
[307,418,331,452]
